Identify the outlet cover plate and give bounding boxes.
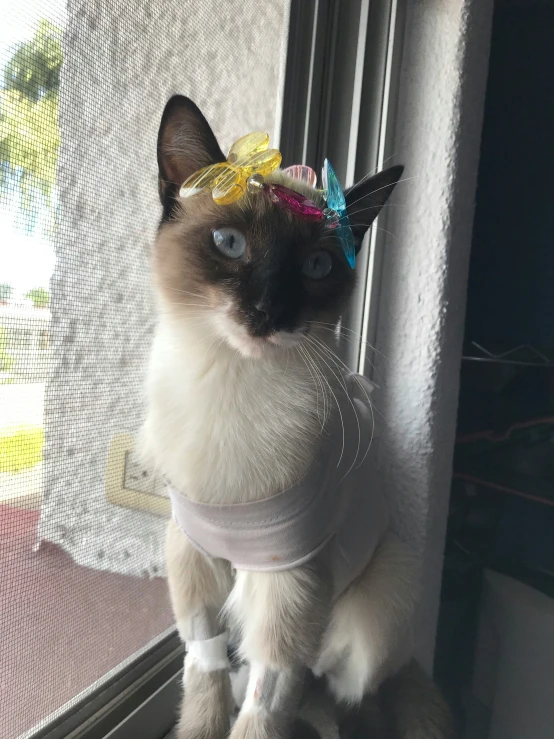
[105,433,170,517]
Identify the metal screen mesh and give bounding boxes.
[0,2,289,736]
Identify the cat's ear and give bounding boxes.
[345,165,404,250]
[157,95,225,208]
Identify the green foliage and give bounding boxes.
[0,326,14,372]
[25,286,50,308]
[0,425,44,473]
[4,20,62,102]
[0,20,62,209]
[0,283,13,302]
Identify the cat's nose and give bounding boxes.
[252,305,271,330]
[251,302,276,335]
[254,302,270,321]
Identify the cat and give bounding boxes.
[141,95,456,739]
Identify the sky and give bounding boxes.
[0,0,66,296]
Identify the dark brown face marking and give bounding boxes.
[154,96,403,356]
[154,180,356,354]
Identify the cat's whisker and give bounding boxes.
[308,335,376,471]
[302,343,331,414]
[304,343,342,456]
[188,328,220,353]
[310,327,379,376]
[302,342,330,428]
[344,175,415,211]
[297,344,327,430]
[166,287,208,299]
[156,312,213,326]
[350,152,399,187]
[374,225,400,243]
[306,335,363,476]
[203,334,226,357]
[283,346,291,378]
[159,312,212,322]
[304,336,353,470]
[320,338,381,459]
[307,330,379,378]
[174,302,211,308]
[308,324,387,418]
[335,224,399,243]
[346,202,405,219]
[356,387,375,469]
[308,321,388,362]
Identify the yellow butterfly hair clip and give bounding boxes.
[179,132,282,205]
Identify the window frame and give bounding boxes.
[280,0,404,376]
[17,2,404,737]
[23,630,183,739]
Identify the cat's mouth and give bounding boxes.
[213,305,305,358]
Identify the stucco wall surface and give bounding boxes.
[374,0,494,668]
[39,0,290,577]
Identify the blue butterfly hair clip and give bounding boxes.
[321,159,356,269]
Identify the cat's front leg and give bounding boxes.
[228,565,331,739]
[166,520,234,739]
[313,533,418,703]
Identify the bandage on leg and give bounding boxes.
[181,607,230,674]
[242,662,305,717]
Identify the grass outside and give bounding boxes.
[0,425,44,473]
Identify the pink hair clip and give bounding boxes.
[247,173,324,222]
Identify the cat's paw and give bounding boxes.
[177,667,232,739]
[176,715,229,739]
[229,710,289,739]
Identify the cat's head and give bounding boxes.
[154,95,402,359]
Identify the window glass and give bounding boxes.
[0,2,290,736]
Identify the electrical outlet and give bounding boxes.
[123,448,163,496]
[105,433,170,517]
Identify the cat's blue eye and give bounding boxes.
[212,228,246,259]
[303,250,333,280]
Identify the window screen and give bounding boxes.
[0,2,290,736]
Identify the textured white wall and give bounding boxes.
[374,0,494,668]
[39,0,290,576]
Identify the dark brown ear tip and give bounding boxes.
[384,163,404,183]
[156,95,224,212]
[159,95,201,126]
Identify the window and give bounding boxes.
[39,329,50,351]
[1,2,290,737]
[0,1,401,737]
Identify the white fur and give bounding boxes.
[241,662,266,713]
[230,664,250,709]
[313,534,418,703]
[141,303,321,505]
[144,298,418,709]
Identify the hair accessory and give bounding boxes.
[179,132,281,205]
[179,136,355,266]
[283,165,317,188]
[180,133,324,221]
[322,159,356,269]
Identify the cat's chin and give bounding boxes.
[222,330,304,359]
[225,333,270,359]
[213,310,304,359]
